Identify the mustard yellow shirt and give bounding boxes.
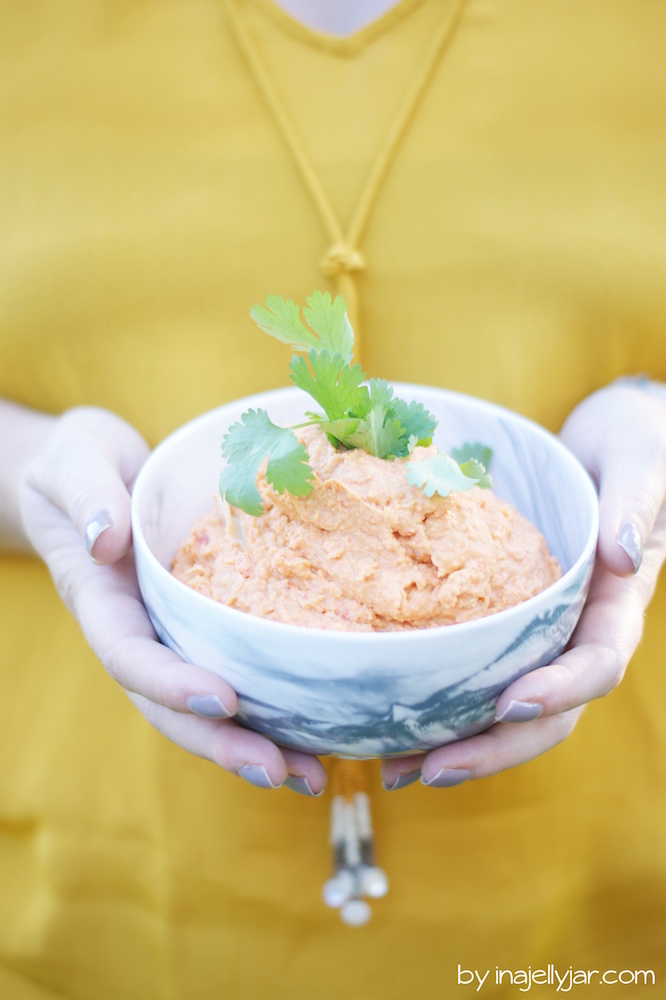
[1,1,665,997]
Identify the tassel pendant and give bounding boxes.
[322,761,388,926]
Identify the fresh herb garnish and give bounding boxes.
[451,442,493,469]
[220,292,492,515]
[404,452,493,499]
[218,409,314,518]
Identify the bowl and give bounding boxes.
[131,385,599,759]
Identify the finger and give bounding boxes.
[423,708,584,785]
[280,749,328,796]
[71,555,240,718]
[597,409,666,577]
[493,644,621,728]
[122,644,327,792]
[380,754,424,791]
[126,693,291,787]
[380,709,582,789]
[126,693,328,792]
[381,709,584,787]
[563,388,666,577]
[119,637,327,792]
[492,561,645,723]
[24,406,149,564]
[73,558,328,792]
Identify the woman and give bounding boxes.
[1,0,665,996]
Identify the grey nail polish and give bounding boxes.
[284,775,323,797]
[84,510,112,558]
[238,764,281,790]
[382,769,422,792]
[187,694,231,719]
[617,523,643,574]
[421,768,472,788]
[495,700,543,724]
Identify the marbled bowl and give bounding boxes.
[131,385,598,759]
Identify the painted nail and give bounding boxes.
[382,769,422,792]
[617,523,643,574]
[187,694,232,719]
[421,768,472,788]
[237,764,281,790]
[284,775,323,797]
[495,700,543,724]
[84,510,112,559]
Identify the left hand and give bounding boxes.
[17,405,328,796]
[381,380,666,791]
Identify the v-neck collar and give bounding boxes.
[248,0,429,55]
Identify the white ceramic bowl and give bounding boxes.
[131,385,599,759]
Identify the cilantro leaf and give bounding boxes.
[451,441,493,469]
[338,378,392,423]
[336,381,437,459]
[405,451,493,498]
[345,405,408,459]
[220,409,314,516]
[317,417,361,445]
[392,397,437,447]
[250,296,320,352]
[289,350,369,421]
[457,458,493,489]
[303,291,354,362]
[367,378,395,410]
[342,381,438,456]
[250,292,355,360]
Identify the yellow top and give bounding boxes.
[1,0,665,996]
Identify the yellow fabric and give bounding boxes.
[1,0,665,996]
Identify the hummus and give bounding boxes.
[171,426,561,632]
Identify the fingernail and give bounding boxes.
[495,700,543,723]
[617,522,643,574]
[237,764,281,790]
[382,769,421,792]
[284,775,323,797]
[421,768,472,788]
[187,694,232,719]
[84,510,112,560]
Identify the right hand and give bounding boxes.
[19,406,327,796]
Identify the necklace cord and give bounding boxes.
[223,0,469,353]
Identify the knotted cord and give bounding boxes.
[224,0,468,356]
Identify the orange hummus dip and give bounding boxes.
[171,426,561,632]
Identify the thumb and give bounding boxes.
[24,406,150,565]
[563,386,666,578]
[597,452,664,577]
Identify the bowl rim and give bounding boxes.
[131,384,600,645]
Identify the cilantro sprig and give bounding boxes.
[218,409,314,518]
[219,292,492,515]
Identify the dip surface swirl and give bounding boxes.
[171,426,561,632]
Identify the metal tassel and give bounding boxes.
[322,761,388,925]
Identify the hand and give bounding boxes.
[19,406,327,796]
[381,381,666,791]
